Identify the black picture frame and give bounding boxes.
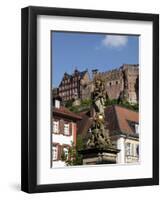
[21,6,159,193]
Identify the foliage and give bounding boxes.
[80,99,92,107]
[120,101,139,111]
[105,98,139,112]
[66,98,92,113]
[61,135,84,166]
[105,98,118,106]
[65,99,73,108]
[61,150,67,161]
[65,97,138,113]
[69,106,79,113]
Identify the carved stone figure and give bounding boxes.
[87,77,111,149]
[91,78,106,115]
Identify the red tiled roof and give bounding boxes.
[77,114,93,136]
[53,106,82,120]
[106,105,139,135]
[77,105,139,136]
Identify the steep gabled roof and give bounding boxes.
[77,105,139,137]
[77,113,93,136]
[59,69,88,87]
[106,105,139,135]
[53,106,82,121]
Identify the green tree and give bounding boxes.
[105,98,139,112]
[61,135,84,166]
[68,98,92,113]
[65,99,73,108]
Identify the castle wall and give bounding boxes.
[123,65,139,103]
[81,64,139,104]
[56,64,139,104]
[104,70,124,100]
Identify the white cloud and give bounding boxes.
[102,35,128,48]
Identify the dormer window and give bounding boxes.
[128,120,139,135]
[135,123,139,134]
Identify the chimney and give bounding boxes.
[92,69,98,79]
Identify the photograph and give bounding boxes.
[21,6,159,193]
[51,31,139,168]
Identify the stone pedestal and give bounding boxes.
[79,147,120,165]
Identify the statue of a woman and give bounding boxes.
[91,78,106,116]
[87,76,111,148]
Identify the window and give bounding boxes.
[55,99,60,109]
[63,147,69,159]
[135,124,139,134]
[136,144,139,156]
[64,123,70,135]
[88,128,92,133]
[126,143,132,156]
[52,145,58,160]
[53,121,59,133]
[126,143,136,156]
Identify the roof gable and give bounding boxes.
[53,106,82,121]
[114,105,139,135]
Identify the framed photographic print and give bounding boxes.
[21,6,159,193]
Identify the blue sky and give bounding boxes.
[52,31,139,87]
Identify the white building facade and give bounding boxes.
[106,105,139,164]
[51,98,81,168]
[113,133,139,164]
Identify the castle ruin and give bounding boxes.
[55,64,139,105]
[82,64,139,104]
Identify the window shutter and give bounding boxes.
[73,123,77,145]
[132,144,135,156]
[59,119,64,135]
[57,144,62,160]
[69,122,72,136]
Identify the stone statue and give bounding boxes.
[91,78,106,116]
[87,76,111,149]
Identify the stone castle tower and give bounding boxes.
[81,64,139,104]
